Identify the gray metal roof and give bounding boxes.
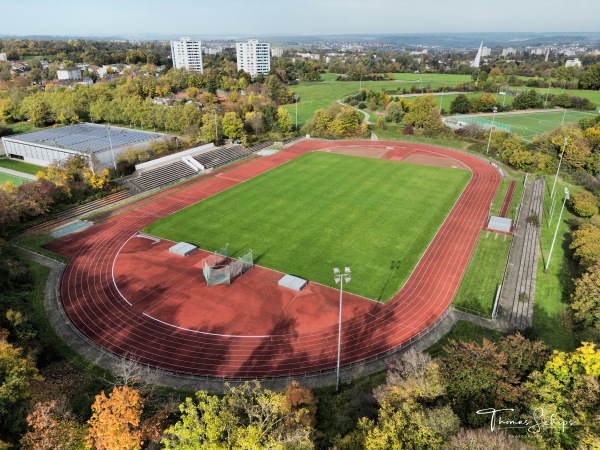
[8,123,163,154]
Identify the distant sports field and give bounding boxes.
[460,110,599,142]
[144,152,471,301]
[0,172,30,186]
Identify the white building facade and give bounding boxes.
[56,68,82,80]
[171,38,204,73]
[236,40,270,77]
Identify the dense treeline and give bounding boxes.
[0,38,172,67]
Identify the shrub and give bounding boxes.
[570,191,599,218]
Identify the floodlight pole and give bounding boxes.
[293,95,299,131]
[560,108,567,126]
[486,107,498,154]
[334,267,351,392]
[545,188,569,272]
[439,91,443,113]
[106,123,117,171]
[544,82,551,107]
[213,106,218,144]
[550,137,567,199]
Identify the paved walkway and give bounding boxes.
[0,166,36,180]
[496,177,545,329]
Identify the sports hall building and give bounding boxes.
[1,123,165,169]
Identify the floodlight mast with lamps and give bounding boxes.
[106,123,117,171]
[545,187,570,272]
[485,107,498,154]
[213,106,218,144]
[293,95,299,131]
[334,267,351,392]
[550,137,568,199]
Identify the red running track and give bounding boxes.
[48,140,500,378]
[500,180,516,218]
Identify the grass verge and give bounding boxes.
[452,231,511,316]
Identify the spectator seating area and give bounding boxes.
[128,142,274,193]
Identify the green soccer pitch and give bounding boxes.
[143,152,471,301]
[485,110,598,141]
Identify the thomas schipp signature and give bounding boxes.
[476,407,576,434]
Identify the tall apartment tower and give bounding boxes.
[170,38,204,73]
[236,40,271,77]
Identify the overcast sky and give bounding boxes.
[2,0,599,37]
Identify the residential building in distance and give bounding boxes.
[236,39,270,77]
[501,47,517,57]
[57,67,82,81]
[271,47,284,57]
[170,38,204,73]
[565,58,582,67]
[0,53,6,61]
[481,47,492,57]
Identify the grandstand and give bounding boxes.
[127,141,275,193]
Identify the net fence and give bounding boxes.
[202,246,253,286]
[446,114,511,132]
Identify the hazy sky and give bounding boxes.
[2,0,599,37]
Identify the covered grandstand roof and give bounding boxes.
[10,123,162,154]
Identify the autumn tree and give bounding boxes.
[0,336,41,443]
[21,400,87,450]
[403,94,444,134]
[440,334,549,428]
[570,190,599,218]
[500,136,532,169]
[361,349,459,449]
[221,111,243,140]
[446,428,534,449]
[162,381,314,450]
[87,386,144,450]
[538,125,592,170]
[277,107,293,133]
[525,343,600,448]
[570,223,600,269]
[570,263,600,331]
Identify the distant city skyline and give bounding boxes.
[2,0,600,38]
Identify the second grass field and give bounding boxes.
[144,152,471,301]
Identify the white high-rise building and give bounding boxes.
[170,38,204,73]
[236,40,270,77]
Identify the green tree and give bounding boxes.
[221,111,243,140]
[579,63,600,90]
[500,136,533,169]
[385,101,404,123]
[200,112,221,144]
[21,93,53,126]
[449,94,471,114]
[570,263,600,331]
[0,336,41,443]
[162,381,314,450]
[403,95,444,134]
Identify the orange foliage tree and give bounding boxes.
[87,386,144,450]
